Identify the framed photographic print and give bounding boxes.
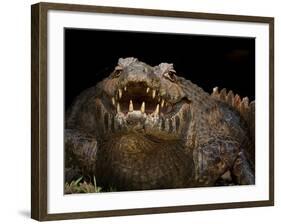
[31,2,274,221]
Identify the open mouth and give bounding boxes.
[110,82,173,116]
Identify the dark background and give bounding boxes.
[65,28,255,110]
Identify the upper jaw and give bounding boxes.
[109,82,176,117]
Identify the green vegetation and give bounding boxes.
[64,176,101,194]
[64,176,116,194]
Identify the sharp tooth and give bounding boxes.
[117,103,121,113]
[152,89,156,99]
[124,86,127,91]
[112,97,115,106]
[154,104,159,115]
[146,87,150,93]
[141,102,145,113]
[129,100,134,112]
[161,99,165,107]
[118,89,122,98]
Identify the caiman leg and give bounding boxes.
[65,129,98,183]
[192,139,241,186]
[231,151,255,185]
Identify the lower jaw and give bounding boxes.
[98,111,184,138]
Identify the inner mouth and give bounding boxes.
[111,82,173,115]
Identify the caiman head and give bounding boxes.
[94,57,192,140]
[79,57,196,190]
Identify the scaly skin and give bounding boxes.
[65,57,255,191]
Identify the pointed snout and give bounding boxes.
[120,63,157,84]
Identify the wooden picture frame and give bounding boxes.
[31,2,274,221]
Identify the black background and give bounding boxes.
[65,28,255,110]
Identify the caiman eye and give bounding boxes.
[163,70,177,82]
[112,68,122,78]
